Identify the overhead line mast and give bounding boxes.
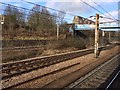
[95,14,99,58]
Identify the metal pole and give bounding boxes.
[0,22,1,90]
[57,23,59,40]
[95,14,99,58]
[0,15,4,46]
[109,31,110,43]
[0,21,2,39]
[102,30,105,47]
[109,23,111,43]
[0,15,4,90]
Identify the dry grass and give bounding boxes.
[47,38,87,50]
[2,38,89,63]
[2,49,43,63]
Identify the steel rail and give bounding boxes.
[105,70,120,90]
[1,44,116,80]
[64,53,120,89]
[1,48,94,80]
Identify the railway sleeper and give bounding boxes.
[95,76,106,81]
[92,79,105,84]
[2,69,11,74]
[2,65,29,74]
[90,78,104,84]
[88,83,100,88]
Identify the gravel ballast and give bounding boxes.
[1,46,119,89]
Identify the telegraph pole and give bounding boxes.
[95,14,99,58]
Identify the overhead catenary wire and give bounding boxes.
[2,1,118,24]
[0,2,73,21]
[20,0,94,22]
[80,0,119,22]
[89,16,119,22]
[0,2,71,31]
[21,0,77,17]
[80,0,105,15]
[91,0,117,21]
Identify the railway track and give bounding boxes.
[1,45,119,89]
[64,53,120,89]
[2,42,117,51]
[1,48,93,80]
[2,45,44,52]
[105,70,120,90]
[1,44,115,80]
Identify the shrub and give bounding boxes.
[46,38,86,50]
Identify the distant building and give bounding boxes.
[73,16,95,25]
[66,16,95,31]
